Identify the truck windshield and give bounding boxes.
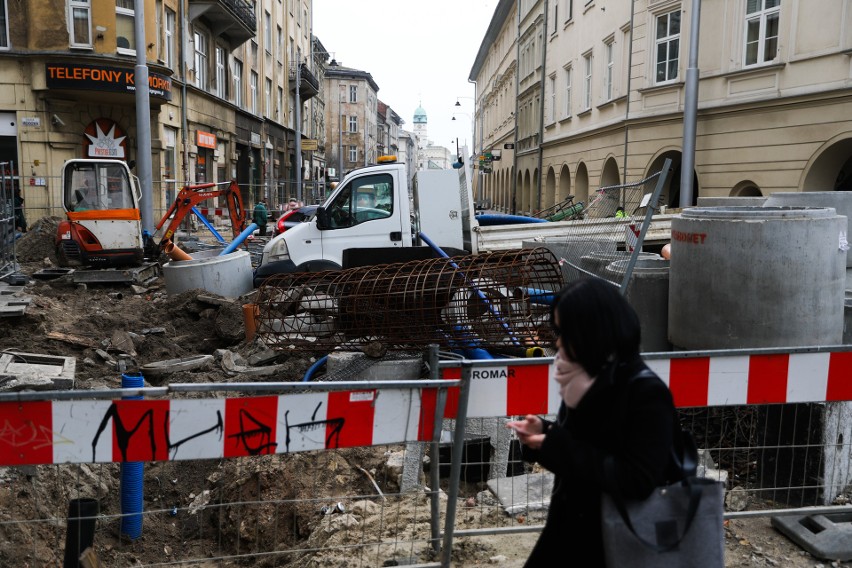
[64,162,134,212]
[326,173,393,228]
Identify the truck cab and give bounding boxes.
[254,156,474,286]
[255,161,411,282]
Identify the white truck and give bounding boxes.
[253,156,674,286]
[254,157,482,285]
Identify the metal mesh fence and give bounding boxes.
[525,163,670,290]
[0,162,18,280]
[2,350,852,566]
[254,248,564,354]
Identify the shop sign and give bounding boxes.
[301,139,318,151]
[84,118,127,159]
[21,117,41,127]
[197,130,217,149]
[46,63,173,101]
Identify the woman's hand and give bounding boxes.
[554,353,595,409]
[506,415,546,450]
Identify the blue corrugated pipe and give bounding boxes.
[303,355,328,382]
[219,223,258,256]
[120,371,144,540]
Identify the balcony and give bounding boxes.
[189,0,256,50]
[289,63,319,101]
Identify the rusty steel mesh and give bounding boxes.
[254,247,564,353]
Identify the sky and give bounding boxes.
[312,0,500,154]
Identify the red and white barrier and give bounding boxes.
[2,349,851,466]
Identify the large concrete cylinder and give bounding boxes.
[669,207,846,349]
[697,196,768,207]
[579,251,662,282]
[763,191,852,267]
[606,258,671,352]
[163,249,253,298]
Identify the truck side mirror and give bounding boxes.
[316,206,330,230]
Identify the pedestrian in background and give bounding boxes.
[253,198,269,236]
[507,277,681,567]
[13,189,27,232]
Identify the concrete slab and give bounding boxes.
[326,352,422,381]
[772,512,852,561]
[0,297,31,317]
[0,351,76,391]
[0,286,26,296]
[32,268,74,280]
[72,262,160,285]
[486,472,554,516]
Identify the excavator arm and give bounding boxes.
[154,180,247,249]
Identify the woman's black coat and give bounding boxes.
[521,356,679,567]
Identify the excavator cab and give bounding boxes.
[56,159,144,267]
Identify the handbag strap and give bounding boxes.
[603,367,703,551]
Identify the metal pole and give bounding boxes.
[295,54,302,204]
[134,2,153,233]
[339,85,343,179]
[440,361,472,567]
[680,0,701,208]
[511,0,521,215]
[427,345,446,554]
[535,0,548,213]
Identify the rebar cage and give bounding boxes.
[255,247,564,353]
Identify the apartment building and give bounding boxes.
[472,0,852,214]
[0,0,318,221]
[323,63,379,179]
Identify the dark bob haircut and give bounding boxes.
[551,277,641,377]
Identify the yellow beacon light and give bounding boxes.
[377,155,398,163]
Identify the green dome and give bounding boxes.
[413,105,427,123]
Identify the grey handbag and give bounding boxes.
[601,473,725,567]
[601,369,725,567]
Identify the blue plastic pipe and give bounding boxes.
[303,355,328,382]
[219,222,258,256]
[191,206,226,244]
[475,213,549,226]
[120,371,144,540]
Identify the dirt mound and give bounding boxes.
[14,216,61,264]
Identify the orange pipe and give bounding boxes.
[242,303,259,341]
[163,239,193,261]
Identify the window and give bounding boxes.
[564,65,572,117]
[264,11,271,52]
[69,0,91,47]
[215,46,226,99]
[348,116,357,133]
[547,75,556,123]
[0,0,8,48]
[194,30,208,89]
[745,0,780,66]
[250,71,258,114]
[155,0,161,58]
[655,10,680,83]
[349,85,357,103]
[604,40,614,100]
[349,145,358,163]
[115,0,135,53]
[583,53,592,110]
[164,8,175,67]
[163,127,177,205]
[277,86,283,120]
[265,78,272,117]
[233,59,243,108]
[567,0,573,21]
[325,174,393,228]
[276,25,283,63]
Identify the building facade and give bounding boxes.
[323,63,379,179]
[0,0,319,225]
[472,0,852,214]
